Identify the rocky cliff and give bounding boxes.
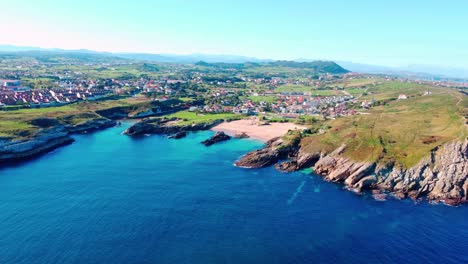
[0,116,116,165]
[0,126,74,163]
[236,137,468,205]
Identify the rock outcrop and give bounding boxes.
[235,137,298,168]
[0,126,74,163]
[168,131,187,139]
[238,138,468,205]
[0,115,116,165]
[275,148,320,172]
[124,118,224,137]
[201,132,231,146]
[65,118,116,134]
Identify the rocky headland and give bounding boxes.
[0,115,116,164]
[236,136,468,206]
[123,117,224,137]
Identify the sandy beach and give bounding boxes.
[212,118,306,142]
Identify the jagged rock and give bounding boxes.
[168,131,187,139]
[276,149,320,172]
[235,137,296,168]
[201,132,231,146]
[314,140,468,205]
[236,135,468,205]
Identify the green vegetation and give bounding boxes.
[301,86,467,168]
[166,111,242,126]
[0,98,152,138]
[360,81,433,101]
[335,77,382,88]
[275,85,340,96]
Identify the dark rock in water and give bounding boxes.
[234,132,249,139]
[201,132,231,146]
[168,131,187,139]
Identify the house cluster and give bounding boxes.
[0,86,110,107]
[271,95,356,117]
[141,79,187,95]
[200,91,356,118]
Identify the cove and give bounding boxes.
[0,123,467,264]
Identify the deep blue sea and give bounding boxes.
[0,123,467,264]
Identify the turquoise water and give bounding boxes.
[0,123,467,264]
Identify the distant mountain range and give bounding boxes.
[1,44,467,80]
[335,61,468,80]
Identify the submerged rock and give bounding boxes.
[201,132,231,146]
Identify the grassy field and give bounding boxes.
[166,111,242,126]
[360,81,434,101]
[334,77,382,88]
[345,88,367,96]
[301,85,467,168]
[275,85,340,96]
[0,98,152,138]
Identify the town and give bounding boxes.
[1,56,466,122]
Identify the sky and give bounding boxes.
[1,0,468,68]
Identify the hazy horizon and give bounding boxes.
[2,0,468,69]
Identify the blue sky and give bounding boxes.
[1,0,468,68]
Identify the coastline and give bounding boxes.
[2,114,467,206]
[235,136,468,206]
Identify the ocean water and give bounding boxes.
[0,123,467,264]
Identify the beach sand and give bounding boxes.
[212,118,306,142]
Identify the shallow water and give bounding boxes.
[0,123,467,263]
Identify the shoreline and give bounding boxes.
[211,118,306,142]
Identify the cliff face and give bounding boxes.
[0,126,74,163]
[236,137,468,205]
[0,116,116,165]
